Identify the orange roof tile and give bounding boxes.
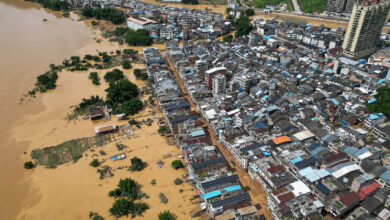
[272,136,291,145]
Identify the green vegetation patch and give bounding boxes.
[31,138,90,168]
[298,0,327,13]
[125,29,153,46]
[81,8,126,24]
[254,0,286,8]
[368,86,390,118]
[31,134,112,168]
[27,0,69,11]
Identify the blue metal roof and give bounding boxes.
[190,129,206,137]
[311,146,326,157]
[204,190,222,200]
[316,182,331,195]
[290,156,303,164]
[308,142,322,151]
[224,185,241,192]
[253,121,267,129]
[295,157,316,169]
[380,169,390,181]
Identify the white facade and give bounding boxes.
[212,74,226,95]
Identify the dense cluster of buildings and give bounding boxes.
[124,0,231,40]
[146,47,261,219]
[146,7,390,216]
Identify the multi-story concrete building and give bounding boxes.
[212,74,226,95]
[195,60,209,74]
[127,16,157,30]
[342,0,390,59]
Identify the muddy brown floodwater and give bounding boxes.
[0,0,93,219]
[0,0,200,219]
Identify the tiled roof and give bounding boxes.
[339,192,360,206]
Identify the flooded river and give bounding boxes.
[0,0,203,219]
[0,0,92,219]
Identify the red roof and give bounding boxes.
[267,162,284,174]
[273,187,288,196]
[339,192,360,206]
[277,192,295,203]
[324,152,349,164]
[358,182,380,200]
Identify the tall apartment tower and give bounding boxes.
[212,74,226,95]
[342,0,390,59]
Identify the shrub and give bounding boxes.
[171,160,184,169]
[90,159,100,167]
[223,34,233,43]
[174,178,183,185]
[129,157,146,171]
[159,193,168,204]
[151,179,156,185]
[158,125,171,136]
[89,72,100,85]
[24,161,35,169]
[158,210,175,220]
[245,9,255,16]
[122,60,132,69]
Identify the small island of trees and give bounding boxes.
[81,8,126,24]
[108,178,148,218]
[128,157,146,171]
[171,160,184,169]
[27,0,69,11]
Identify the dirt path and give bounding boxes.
[166,53,273,219]
[254,11,390,33]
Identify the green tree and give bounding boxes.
[122,60,132,69]
[133,69,148,80]
[125,30,153,46]
[89,72,100,85]
[223,34,233,43]
[81,8,126,24]
[117,178,138,200]
[245,9,255,16]
[109,198,132,218]
[28,0,69,11]
[174,178,183,185]
[158,125,171,135]
[171,160,184,169]
[368,86,390,118]
[105,79,139,104]
[119,98,143,115]
[233,16,253,38]
[89,159,100,167]
[89,212,104,220]
[129,157,146,171]
[24,161,35,169]
[104,69,124,82]
[158,210,175,220]
[226,7,232,14]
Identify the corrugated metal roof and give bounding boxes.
[201,175,239,189]
[211,192,250,208]
[224,185,242,192]
[203,190,222,200]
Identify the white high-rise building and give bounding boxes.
[342,0,390,59]
[212,74,226,95]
